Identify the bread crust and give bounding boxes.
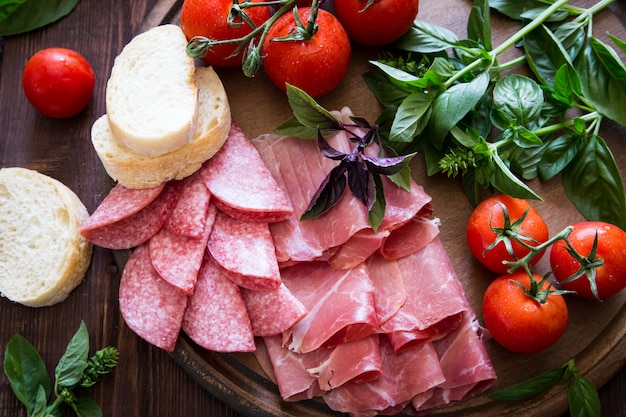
[0,167,93,307]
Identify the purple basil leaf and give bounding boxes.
[362,152,417,176]
[301,163,347,220]
[349,116,372,129]
[317,131,346,160]
[347,163,375,210]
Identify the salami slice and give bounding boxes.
[182,255,255,352]
[241,283,307,337]
[163,171,211,238]
[208,211,281,291]
[81,182,164,230]
[200,123,293,223]
[149,204,217,295]
[80,181,180,249]
[119,244,188,352]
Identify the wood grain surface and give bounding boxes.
[1,1,625,417]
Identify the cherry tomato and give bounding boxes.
[333,0,419,46]
[466,195,549,274]
[22,48,95,119]
[262,7,351,98]
[550,221,626,300]
[482,272,568,354]
[180,0,271,67]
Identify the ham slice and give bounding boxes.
[119,244,187,352]
[163,170,211,238]
[207,211,281,290]
[201,123,293,223]
[182,255,255,352]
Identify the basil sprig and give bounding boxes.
[275,84,416,232]
[0,0,80,36]
[364,0,626,230]
[489,359,601,417]
[3,321,119,417]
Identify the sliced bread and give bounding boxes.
[0,167,93,307]
[106,24,199,156]
[93,66,232,189]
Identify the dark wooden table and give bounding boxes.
[1,1,625,416]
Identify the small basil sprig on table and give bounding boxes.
[489,359,601,417]
[364,0,626,231]
[3,321,119,417]
[275,84,416,232]
[0,0,80,36]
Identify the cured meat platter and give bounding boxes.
[140,0,626,416]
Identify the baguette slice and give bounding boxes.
[0,168,93,307]
[93,66,231,189]
[106,24,198,156]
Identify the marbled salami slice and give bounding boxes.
[149,204,217,295]
[208,211,281,290]
[241,283,307,337]
[163,171,211,238]
[80,181,180,249]
[182,255,255,352]
[200,123,293,223]
[119,244,188,352]
[81,182,164,230]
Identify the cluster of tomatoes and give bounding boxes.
[180,0,420,97]
[466,195,626,354]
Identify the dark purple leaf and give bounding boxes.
[301,163,347,220]
[347,163,375,210]
[317,131,346,160]
[362,152,416,176]
[349,116,372,129]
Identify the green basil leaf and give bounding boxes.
[362,69,411,108]
[492,74,544,128]
[285,84,342,134]
[568,376,601,417]
[462,169,480,207]
[537,133,584,181]
[552,64,581,105]
[55,321,89,389]
[388,163,413,191]
[488,0,569,21]
[71,396,103,417]
[575,37,626,126]
[368,61,425,88]
[489,366,564,401]
[389,90,435,142]
[0,0,80,36]
[553,21,586,61]
[32,385,48,417]
[524,24,573,88]
[368,174,386,233]
[394,20,460,53]
[562,134,626,230]
[3,333,51,414]
[491,152,541,200]
[273,116,318,139]
[608,33,626,55]
[430,72,490,148]
[0,0,26,22]
[468,0,492,50]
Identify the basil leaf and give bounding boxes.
[552,64,581,105]
[301,163,347,220]
[568,376,601,417]
[362,69,411,108]
[489,366,564,401]
[537,133,584,181]
[430,72,490,148]
[488,0,569,21]
[562,134,626,230]
[492,74,544,128]
[3,333,51,414]
[524,24,573,88]
[389,90,434,142]
[285,84,342,134]
[368,174,386,233]
[55,321,89,389]
[362,152,416,176]
[273,116,318,139]
[394,20,460,53]
[553,21,586,61]
[491,152,541,200]
[575,37,626,126]
[0,0,26,21]
[0,0,80,36]
[609,33,626,55]
[32,385,48,417]
[468,0,492,50]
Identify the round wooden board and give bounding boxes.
[163,1,626,416]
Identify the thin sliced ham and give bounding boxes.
[380,216,440,260]
[163,170,211,238]
[241,283,307,337]
[119,244,187,352]
[201,122,293,223]
[207,211,281,290]
[182,255,255,352]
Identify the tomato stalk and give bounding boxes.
[557,231,605,300]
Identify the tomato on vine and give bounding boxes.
[550,221,626,300]
[333,0,420,46]
[261,7,351,97]
[466,195,549,274]
[180,0,271,67]
[482,271,569,354]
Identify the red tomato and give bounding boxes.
[550,221,626,300]
[22,48,95,119]
[482,272,568,354]
[180,0,271,67]
[466,195,549,274]
[262,7,351,98]
[333,0,419,46]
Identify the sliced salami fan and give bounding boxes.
[208,211,281,291]
[182,255,255,352]
[149,204,217,294]
[200,123,293,223]
[241,283,307,337]
[119,244,188,352]
[80,181,180,249]
[81,182,165,230]
[163,171,211,238]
